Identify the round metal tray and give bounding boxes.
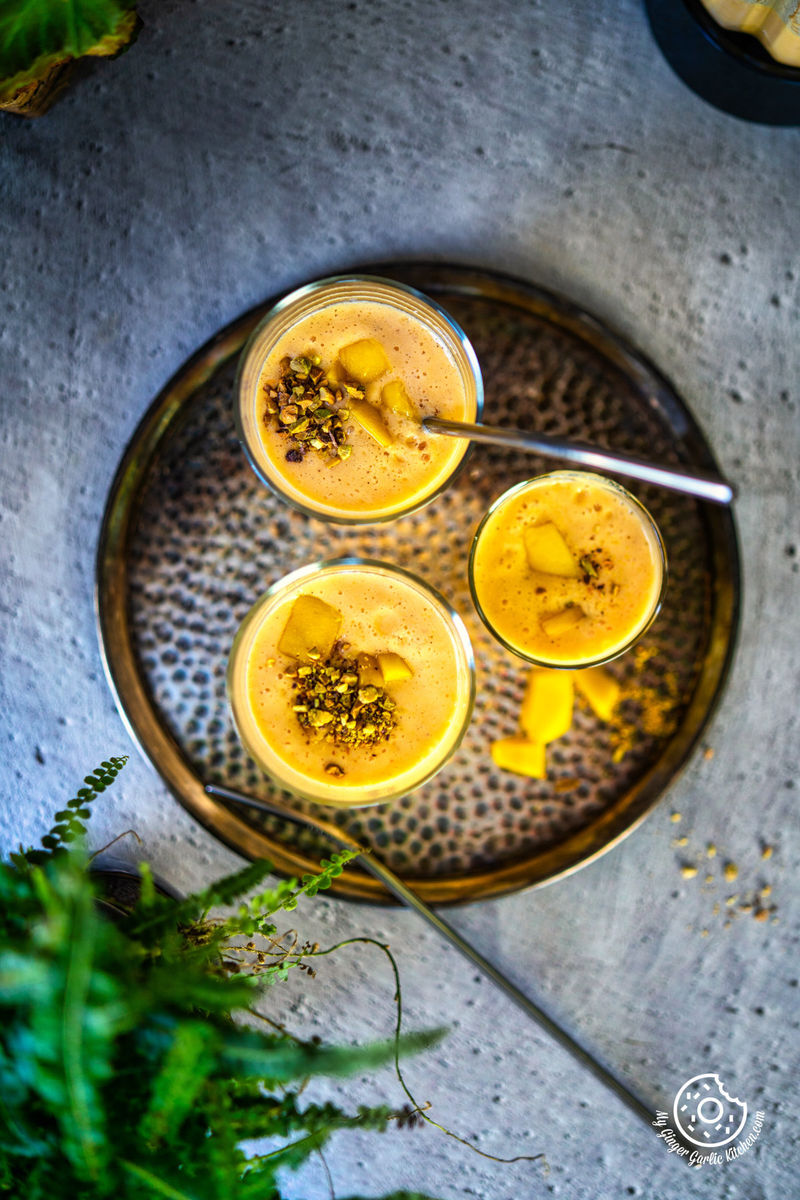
[96,263,740,905]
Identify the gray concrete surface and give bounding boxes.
[1,1,798,1196]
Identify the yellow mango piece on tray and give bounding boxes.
[520,668,574,743]
[574,666,620,722]
[523,522,581,577]
[541,605,585,638]
[338,338,391,383]
[381,378,416,420]
[378,651,413,684]
[348,398,393,447]
[491,736,547,779]
[278,595,341,661]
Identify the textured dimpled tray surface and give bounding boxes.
[97,264,739,905]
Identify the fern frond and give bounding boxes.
[138,1022,218,1149]
[0,759,455,1199]
[21,756,129,865]
[125,859,276,945]
[340,1193,447,1200]
[119,1158,202,1200]
[224,1093,396,1143]
[214,849,361,942]
[217,1025,446,1085]
[5,857,125,1190]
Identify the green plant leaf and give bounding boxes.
[14,757,129,865]
[218,1026,447,1085]
[0,761,460,1199]
[138,1023,218,1149]
[341,1194,447,1200]
[125,859,276,945]
[0,0,138,100]
[120,1159,202,1200]
[57,873,108,1182]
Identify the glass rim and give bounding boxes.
[233,274,484,526]
[227,555,477,806]
[468,470,668,670]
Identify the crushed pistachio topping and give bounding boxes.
[263,354,359,464]
[286,643,397,748]
[578,551,613,588]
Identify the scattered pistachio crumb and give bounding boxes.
[761,845,773,860]
[670,812,682,823]
[681,865,698,879]
[725,895,738,906]
[761,884,772,898]
[705,874,715,884]
[608,645,681,757]
[724,861,739,882]
[706,843,717,858]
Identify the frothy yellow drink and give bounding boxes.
[227,559,475,806]
[235,277,482,522]
[470,472,666,667]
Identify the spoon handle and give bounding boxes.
[205,781,654,1127]
[423,417,735,505]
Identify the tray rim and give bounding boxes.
[95,260,741,906]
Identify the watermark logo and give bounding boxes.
[652,1072,764,1168]
[673,1073,747,1148]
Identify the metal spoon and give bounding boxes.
[205,781,654,1127]
[423,416,735,505]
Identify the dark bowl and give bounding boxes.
[644,0,800,125]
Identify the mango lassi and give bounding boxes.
[469,472,666,668]
[235,276,483,523]
[227,558,475,806]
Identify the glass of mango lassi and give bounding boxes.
[227,557,475,806]
[235,276,483,523]
[469,471,667,668]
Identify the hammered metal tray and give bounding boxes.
[96,263,740,905]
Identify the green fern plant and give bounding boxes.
[0,756,446,1199]
[0,1,140,113]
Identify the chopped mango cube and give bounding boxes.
[325,359,347,386]
[520,668,574,743]
[523,522,581,577]
[278,595,342,660]
[356,653,384,688]
[363,379,383,408]
[491,736,547,778]
[338,338,391,384]
[348,398,393,447]
[574,666,621,722]
[381,379,416,420]
[378,651,413,684]
[541,605,585,638]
